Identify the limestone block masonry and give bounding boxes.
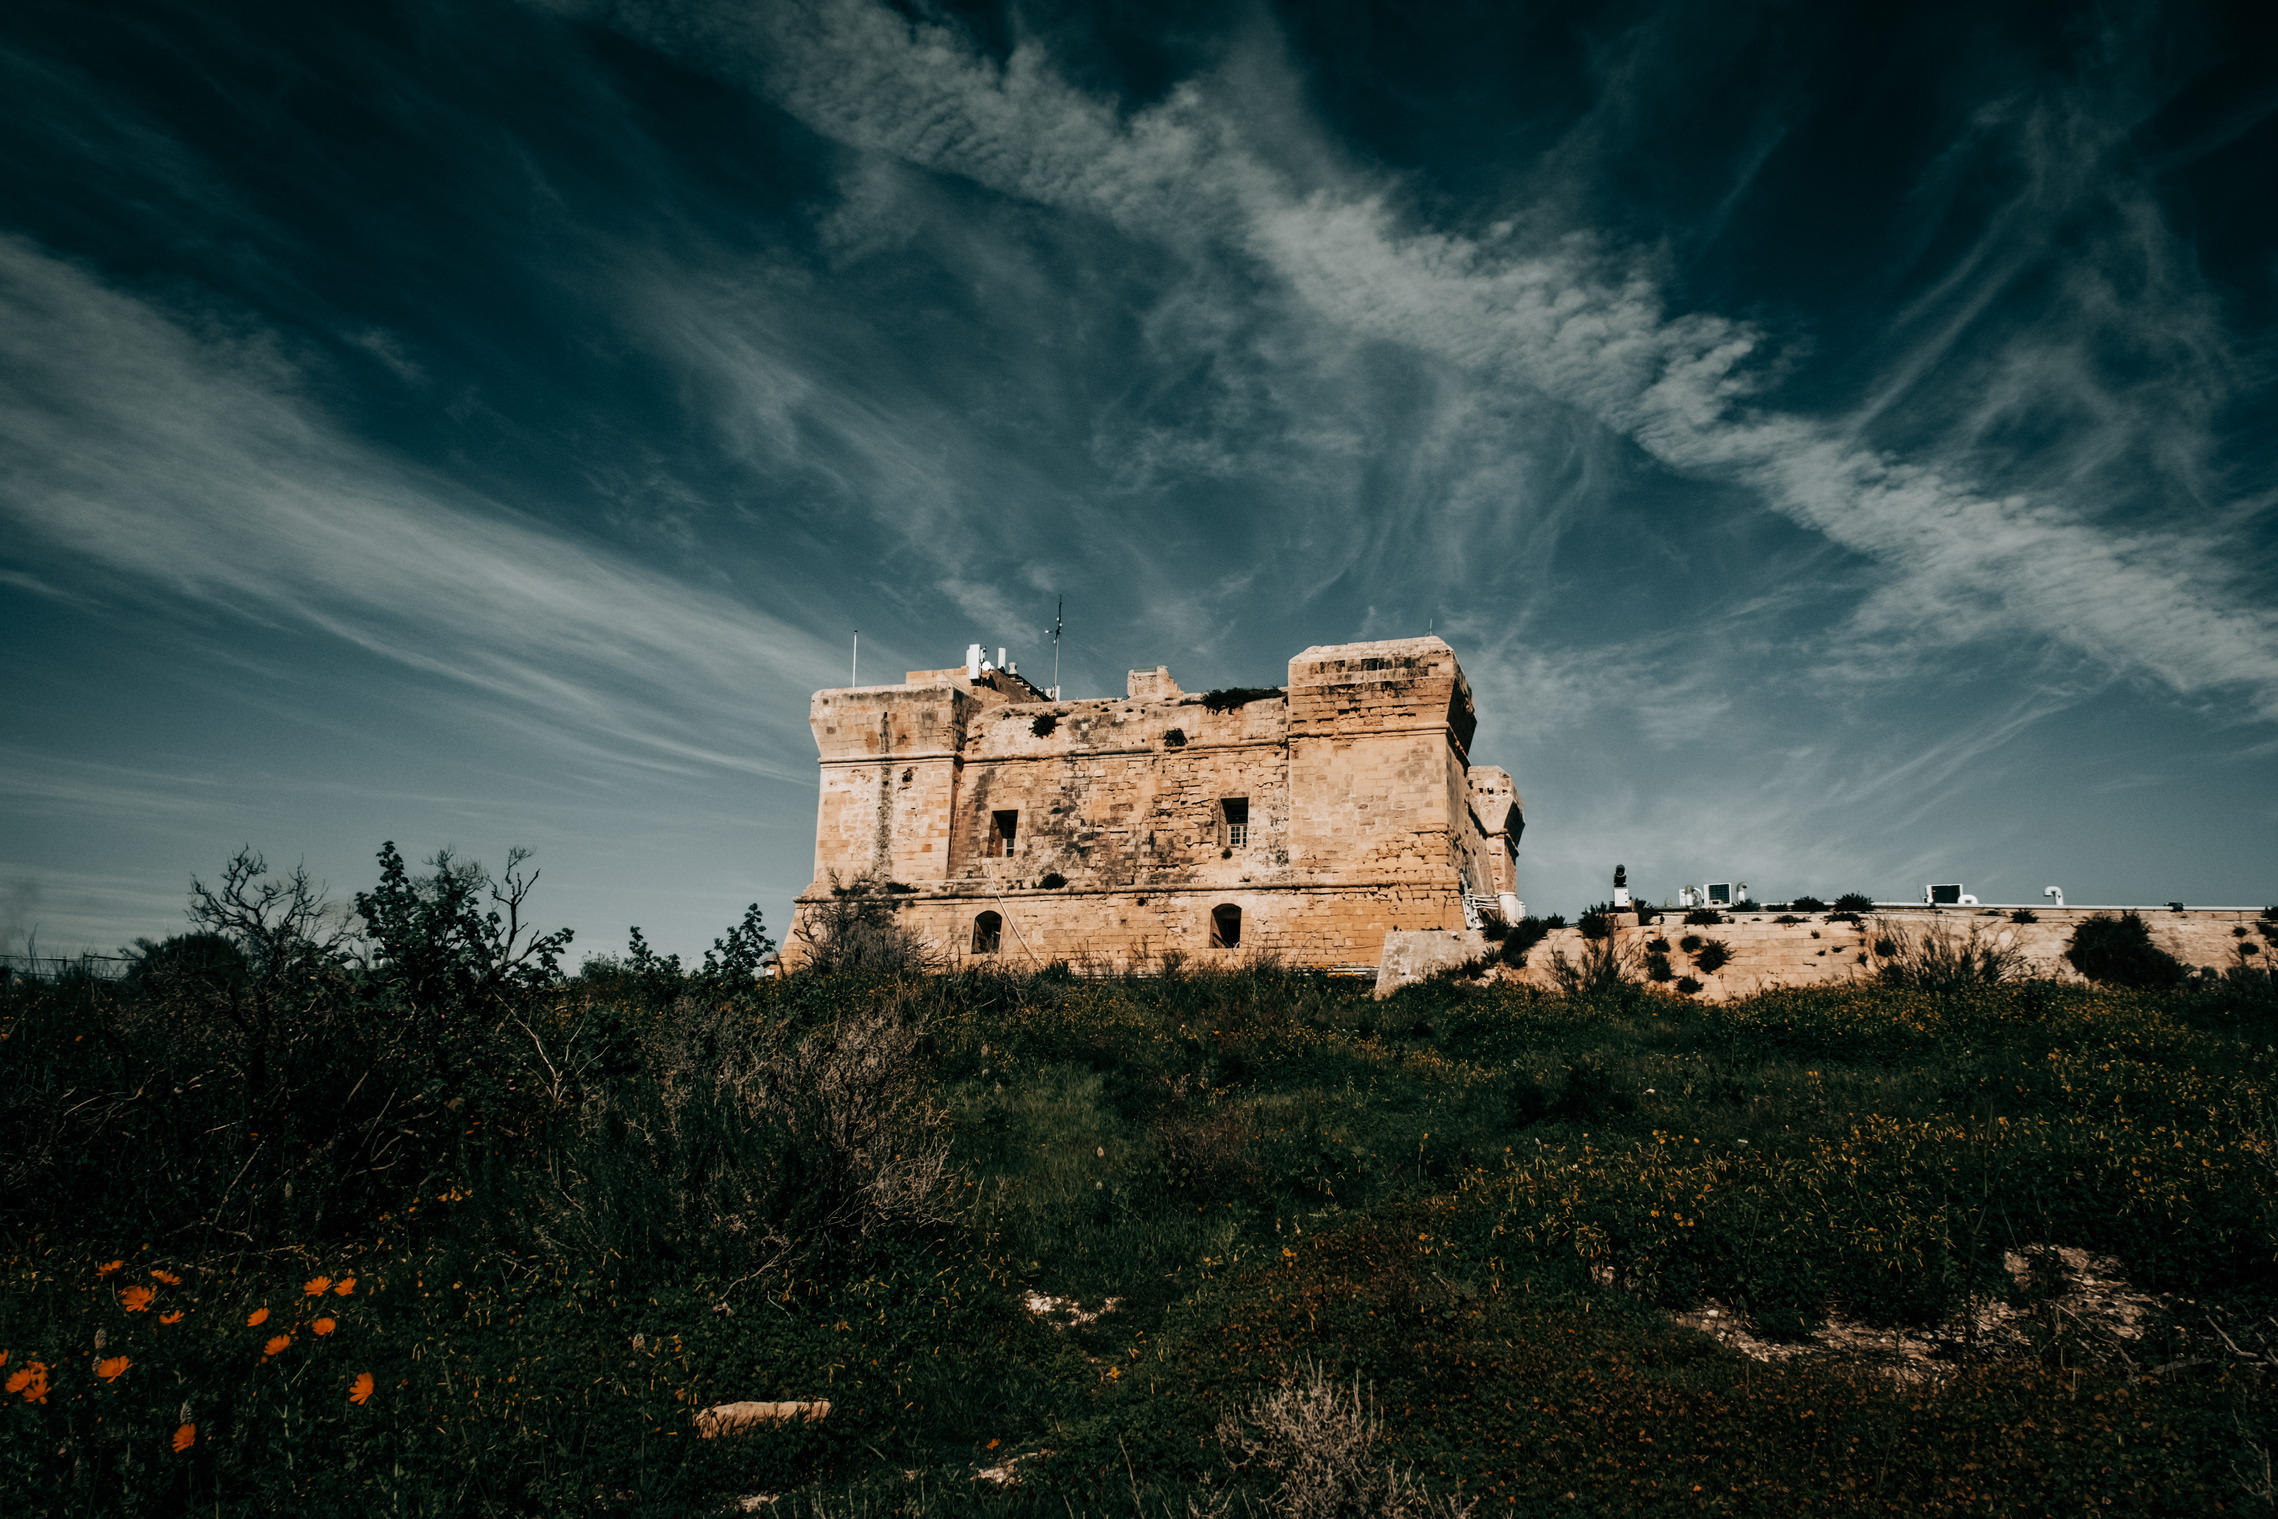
[788,637,1523,971]
[1376,908,2273,1000]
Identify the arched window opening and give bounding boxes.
[1210,904,1242,950]
[972,911,1003,954]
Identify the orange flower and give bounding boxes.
[246,1307,269,1327]
[262,1335,291,1358]
[333,1277,357,1297]
[95,1356,130,1382]
[9,1362,50,1402]
[120,1286,156,1312]
[311,1317,336,1336]
[159,1311,184,1325]
[151,1269,183,1286]
[303,1275,332,1297]
[349,1372,374,1405]
[172,1423,196,1453]
[4,1366,30,1394]
[96,1260,124,1277]
[1,1349,8,1366]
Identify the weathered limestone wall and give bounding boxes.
[791,636,1523,971]
[1375,928,1497,994]
[1286,639,1481,890]
[1376,907,2273,1000]
[881,883,1467,971]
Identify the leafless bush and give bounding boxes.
[1547,934,1643,997]
[1217,1360,1475,1519]
[1870,915,2026,991]
[624,980,957,1271]
[791,873,944,976]
[188,846,355,981]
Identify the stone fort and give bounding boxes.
[789,636,1523,970]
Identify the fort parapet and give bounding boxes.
[790,637,1522,970]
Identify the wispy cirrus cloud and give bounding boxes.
[617,0,2278,718]
[0,234,840,783]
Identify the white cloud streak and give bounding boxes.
[0,235,840,783]
[622,0,2278,718]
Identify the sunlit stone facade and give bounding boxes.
[788,637,1523,971]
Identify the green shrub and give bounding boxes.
[1788,895,1828,913]
[1833,892,1876,913]
[1693,938,1731,974]
[2065,913,2185,989]
[1199,687,1283,712]
[1495,917,1555,968]
[1683,908,1725,926]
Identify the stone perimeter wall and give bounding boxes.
[1377,907,2273,1000]
[790,636,1523,971]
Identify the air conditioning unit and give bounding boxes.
[1924,884,1979,906]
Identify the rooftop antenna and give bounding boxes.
[1051,597,1063,700]
[850,629,858,687]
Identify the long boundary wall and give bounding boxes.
[1377,906,2273,999]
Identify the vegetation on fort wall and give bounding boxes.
[2,849,2276,1514]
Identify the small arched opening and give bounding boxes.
[1209,903,1242,950]
[972,911,1003,954]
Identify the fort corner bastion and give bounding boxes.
[787,637,1523,971]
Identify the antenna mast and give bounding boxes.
[850,629,858,687]
[1052,598,1063,699]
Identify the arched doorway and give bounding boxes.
[972,911,1003,954]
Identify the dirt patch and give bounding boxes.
[1664,1245,2175,1383]
[1022,1291,1122,1328]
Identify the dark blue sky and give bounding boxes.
[4,0,2274,960]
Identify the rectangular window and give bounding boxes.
[1220,797,1249,849]
[987,810,1019,857]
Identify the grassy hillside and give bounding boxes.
[4,922,2276,1515]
